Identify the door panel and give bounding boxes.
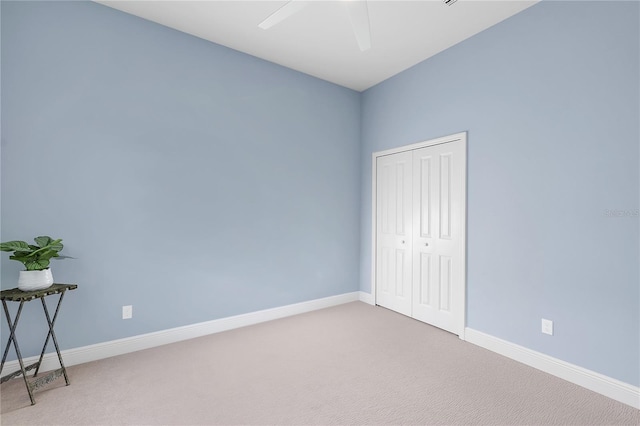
[411,142,465,334]
[439,153,452,240]
[418,252,431,305]
[376,151,412,316]
[439,255,452,312]
[418,156,432,239]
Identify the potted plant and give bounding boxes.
[0,236,65,291]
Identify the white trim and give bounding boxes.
[371,132,467,337]
[374,131,467,158]
[358,291,374,305]
[2,292,361,376]
[465,328,640,409]
[371,153,378,304]
[456,136,467,340]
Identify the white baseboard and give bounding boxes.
[358,291,374,305]
[464,328,640,409]
[2,291,362,376]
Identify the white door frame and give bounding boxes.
[371,132,467,339]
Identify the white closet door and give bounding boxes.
[411,142,465,334]
[374,134,466,336]
[375,151,413,316]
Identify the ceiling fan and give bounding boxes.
[258,0,458,52]
[258,0,371,51]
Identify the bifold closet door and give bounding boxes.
[375,151,413,317]
[375,140,465,335]
[411,142,465,334]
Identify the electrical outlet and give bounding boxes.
[122,305,133,320]
[541,318,553,335]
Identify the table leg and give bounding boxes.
[34,291,70,385]
[0,300,17,372]
[0,300,36,405]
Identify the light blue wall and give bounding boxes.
[1,1,361,357]
[360,1,639,386]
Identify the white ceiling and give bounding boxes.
[96,0,539,92]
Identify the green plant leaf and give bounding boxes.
[10,253,30,262]
[36,259,50,269]
[49,239,63,252]
[12,251,32,257]
[34,236,53,248]
[38,251,56,261]
[34,237,63,252]
[2,236,64,269]
[0,241,30,252]
[25,258,49,271]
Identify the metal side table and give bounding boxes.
[0,283,77,405]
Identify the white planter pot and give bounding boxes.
[18,269,54,291]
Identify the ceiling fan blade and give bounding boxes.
[258,0,307,30]
[345,0,371,51]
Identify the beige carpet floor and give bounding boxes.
[1,302,638,425]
